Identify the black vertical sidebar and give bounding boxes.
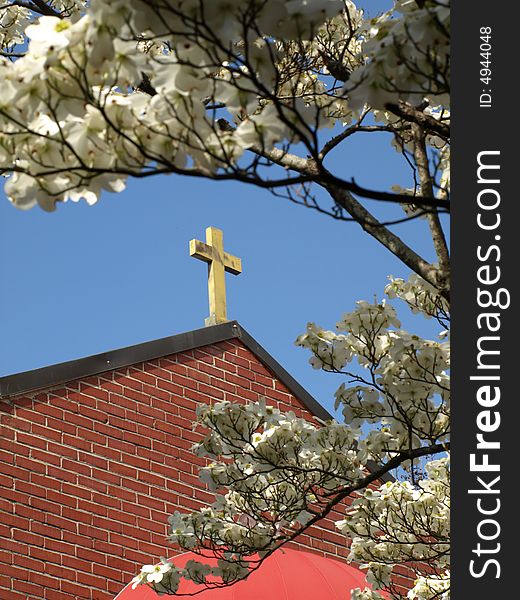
[452,1,517,599]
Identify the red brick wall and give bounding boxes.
[0,339,354,600]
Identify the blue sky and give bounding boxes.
[0,0,446,415]
[0,128,445,415]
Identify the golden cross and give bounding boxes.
[189,226,242,326]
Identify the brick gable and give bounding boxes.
[1,329,353,600]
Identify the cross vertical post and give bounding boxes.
[189,226,242,326]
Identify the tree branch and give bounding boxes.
[240,141,449,294]
[326,183,445,294]
[319,122,396,158]
[250,144,449,211]
[411,123,450,292]
[386,101,450,141]
[136,72,157,96]
[0,50,26,58]
[0,0,61,17]
[30,0,61,18]
[275,442,450,549]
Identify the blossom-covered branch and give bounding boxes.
[1,0,450,294]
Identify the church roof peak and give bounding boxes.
[0,321,331,421]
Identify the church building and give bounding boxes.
[0,228,410,599]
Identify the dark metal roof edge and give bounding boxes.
[234,325,333,422]
[0,321,240,398]
[0,321,393,482]
[0,321,330,422]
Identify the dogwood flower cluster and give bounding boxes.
[130,398,369,592]
[0,6,31,50]
[129,275,450,598]
[297,276,449,464]
[0,0,449,211]
[0,1,85,50]
[385,274,450,328]
[345,0,450,110]
[130,560,181,595]
[129,555,249,595]
[339,458,450,600]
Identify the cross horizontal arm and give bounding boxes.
[223,253,242,275]
[190,239,242,275]
[189,239,212,262]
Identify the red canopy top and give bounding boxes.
[115,548,375,600]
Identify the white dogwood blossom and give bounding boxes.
[296,281,449,465]
[0,0,450,232]
[339,458,450,599]
[345,0,449,110]
[385,274,450,328]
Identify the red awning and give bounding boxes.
[115,548,376,600]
